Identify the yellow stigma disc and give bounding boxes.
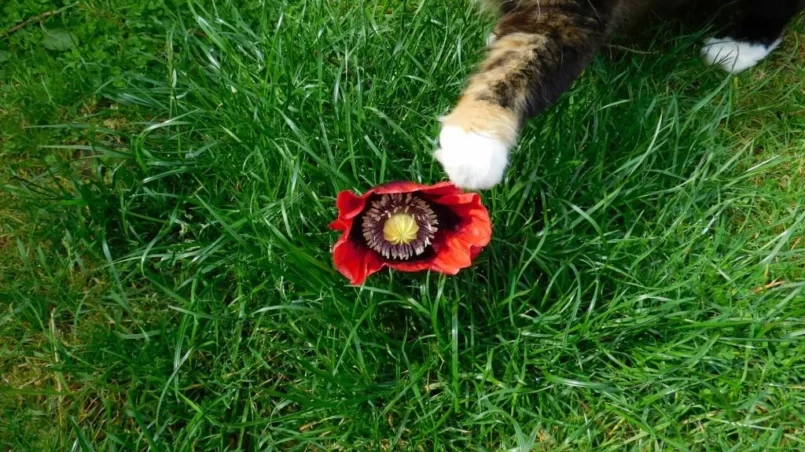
[383,213,419,245]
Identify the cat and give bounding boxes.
[435,0,803,190]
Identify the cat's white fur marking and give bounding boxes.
[701,37,781,73]
[435,126,509,190]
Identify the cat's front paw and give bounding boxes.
[701,37,781,73]
[435,126,509,190]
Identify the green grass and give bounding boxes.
[2,0,805,449]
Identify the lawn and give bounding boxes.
[2,0,805,449]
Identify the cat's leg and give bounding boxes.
[435,0,615,190]
[702,0,800,73]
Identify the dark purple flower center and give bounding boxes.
[361,193,439,260]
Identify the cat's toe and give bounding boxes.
[701,37,781,74]
[434,126,509,190]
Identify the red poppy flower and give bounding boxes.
[329,181,492,285]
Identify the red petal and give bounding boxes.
[427,192,492,275]
[332,232,385,285]
[432,193,492,246]
[372,181,460,196]
[432,234,475,274]
[371,181,429,195]
[328,218,347,231]
[430,192,481,209]
[416,181,463,197]
[336,190,368,220]
[387,260,432,273]
[452,208,493,247]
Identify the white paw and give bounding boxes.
[486,33,497,47]
[434,126,509,190]
[701,37,781,73]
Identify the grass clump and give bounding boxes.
[2,0,805,449]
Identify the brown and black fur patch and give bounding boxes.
[444,0,803,148]
[444,0,626,142]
